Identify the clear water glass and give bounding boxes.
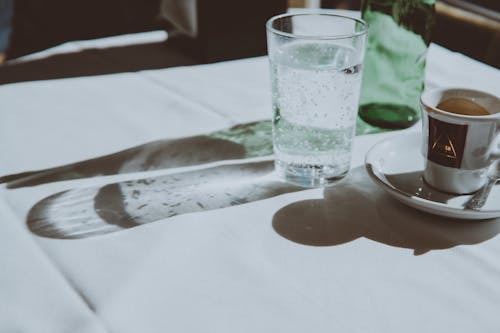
[266,13,368,187]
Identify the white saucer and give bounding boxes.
[365,133,500,220]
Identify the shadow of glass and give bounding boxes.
[27,160,302,239]
[272,166,500,255]
[0,121,273,189]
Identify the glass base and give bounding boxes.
[275,160,348,188]
[358,103,420,129]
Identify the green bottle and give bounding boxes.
[358,0,435,129]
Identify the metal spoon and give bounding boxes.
[464,162,500,211]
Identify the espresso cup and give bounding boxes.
[420,88,500,194]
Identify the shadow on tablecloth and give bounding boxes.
[0,121,273,188]
[26,160,302,239]
[9,121,292,239]
[273,166,500,255]
[0,119,386,190]
[7,121,388,239]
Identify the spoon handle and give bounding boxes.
[464,177,497,211]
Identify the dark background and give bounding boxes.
[320,0,500,68]
[0,0,498,86]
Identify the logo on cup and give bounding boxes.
[427,116,468,168]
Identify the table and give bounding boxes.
[1,17,500,333]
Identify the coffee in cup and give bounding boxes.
[420,88,500,194]
[436,98,490,116]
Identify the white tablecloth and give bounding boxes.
[1,21,500,333]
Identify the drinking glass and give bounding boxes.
[266,13,368,187]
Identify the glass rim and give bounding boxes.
[266,12,368,40]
